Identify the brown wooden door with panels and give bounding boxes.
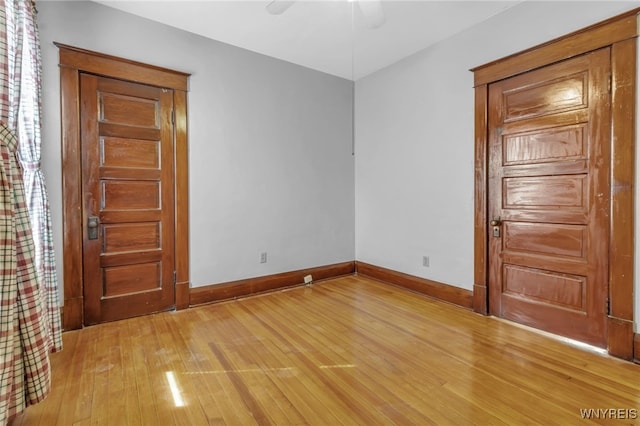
[80,74,176,324]
[487,48,611,348]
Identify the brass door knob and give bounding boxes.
[490,217,501,227]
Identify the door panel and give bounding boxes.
[502,222,587,259]
[502,125,586,165]
[502,265,586,311]
[488,49,610,347]
[81,74,175,324]
[502,72,588,120]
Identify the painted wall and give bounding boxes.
[354,1,640,328]
[36,0,640,332]
[37,1,355,290]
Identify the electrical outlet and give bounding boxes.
[422,256,430,267]
[304,274,313,285]
[260,252,267,263]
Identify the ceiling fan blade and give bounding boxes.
[357,0,385,29]
[266,0,296,15]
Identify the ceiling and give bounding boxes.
[93,0,522,80]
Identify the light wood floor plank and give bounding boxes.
[13,276,640,425]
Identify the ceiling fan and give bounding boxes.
[266,0,386,29]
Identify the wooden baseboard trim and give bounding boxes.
[189,261,356,306]
[355,261,473,309]
[607,316,634,360]
[634,333,640,364]
[63,297,83,330]
[175,281,190,310]
[473,284,487,315]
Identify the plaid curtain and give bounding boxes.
[4,0,62,353]
[0,124,50,425]
[0,0,60,423]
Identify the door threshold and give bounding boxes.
[491,316,608,356]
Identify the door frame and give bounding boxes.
[471,9,638,359]
[57,44,191,330]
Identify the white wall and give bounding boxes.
[37,1,355,290]
[355,1,639,328]
[37,0,640,331]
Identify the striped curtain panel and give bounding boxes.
[0,124,50,425]
[0,0,61,423]
[6,0,62,352]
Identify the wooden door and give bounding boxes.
[81,74,176,324]
[487,48,610,347]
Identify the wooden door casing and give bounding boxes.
[58,44,190,329]
[81,75,176,324]
[472,9,637,359]
[487,49,610,347]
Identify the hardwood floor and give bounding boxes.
[15,276,640,425]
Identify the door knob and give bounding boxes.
[87,216,99,240]
[490,216,501,238]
